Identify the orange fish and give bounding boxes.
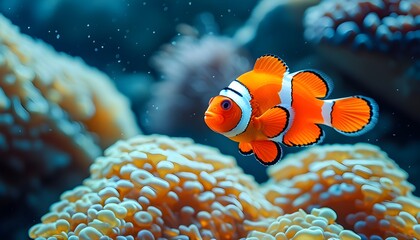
[204,54,378,165]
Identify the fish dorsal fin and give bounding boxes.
[292,70,333,99]
[253,54,288,76]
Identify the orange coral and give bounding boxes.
[28,135,419,239]
[263,143,420,239]
[246,207,361,240]
[29,135,282,239]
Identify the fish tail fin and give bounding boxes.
[328,96,378,136]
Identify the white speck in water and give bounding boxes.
[227,9,231,13]
[87,24,90,27]
[56,34,60,39]
[94,48,98,52]
[27,26,31,29]
[188,2,191,5]
[152,31,156,34]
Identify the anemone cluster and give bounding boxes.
[304,0,419,56]
[0,14,139,238]
[263,143,420,239]
[28,135,420,240]
[29,135,282,239]
[247,208,361,240]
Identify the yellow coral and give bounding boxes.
[246,208,361,240]
[29,135,282,239]
[263,143,420,239]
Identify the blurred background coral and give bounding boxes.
[0,0,419,239]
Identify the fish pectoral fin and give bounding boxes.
[256,106,289,138]
[253,54,289,76]
[238,142,253,156]
[251,140,282,165]
[282,123,324,147]
[292,70,333,99]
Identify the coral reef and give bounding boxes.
[0,14,139,238]
[304,0,419,55]
[263,143,420,239]
[246,208,361,240]
[28,135,420,239]
[303,0,420,121]
[143,32,250,136]
[29,135,282,239]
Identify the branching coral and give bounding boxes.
[143,33,250,135]
[0,14,139,238]
[262,143,420,239]
[29,135,282,239]
[304,0,419,55]
[246,208,361,240]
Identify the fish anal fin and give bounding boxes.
[283,123,324,147]
[253,54,288,76]
[251,140,282,165]
[255,106,289,138]
[331,96,378,136]
[238,142,253,156]
[293,70,333,99]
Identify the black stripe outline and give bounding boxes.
[223,80,253,136]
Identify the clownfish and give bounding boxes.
[204,54,378,165]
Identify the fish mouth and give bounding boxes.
[204,111,223,125]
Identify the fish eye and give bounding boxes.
[221,99,232,110]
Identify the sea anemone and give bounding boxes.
[263,143,420,239]
[143,33,250,136]
[246,207,361,240]
[0,14,139,238]
[304,0,419,56]
[29,135,282,239]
